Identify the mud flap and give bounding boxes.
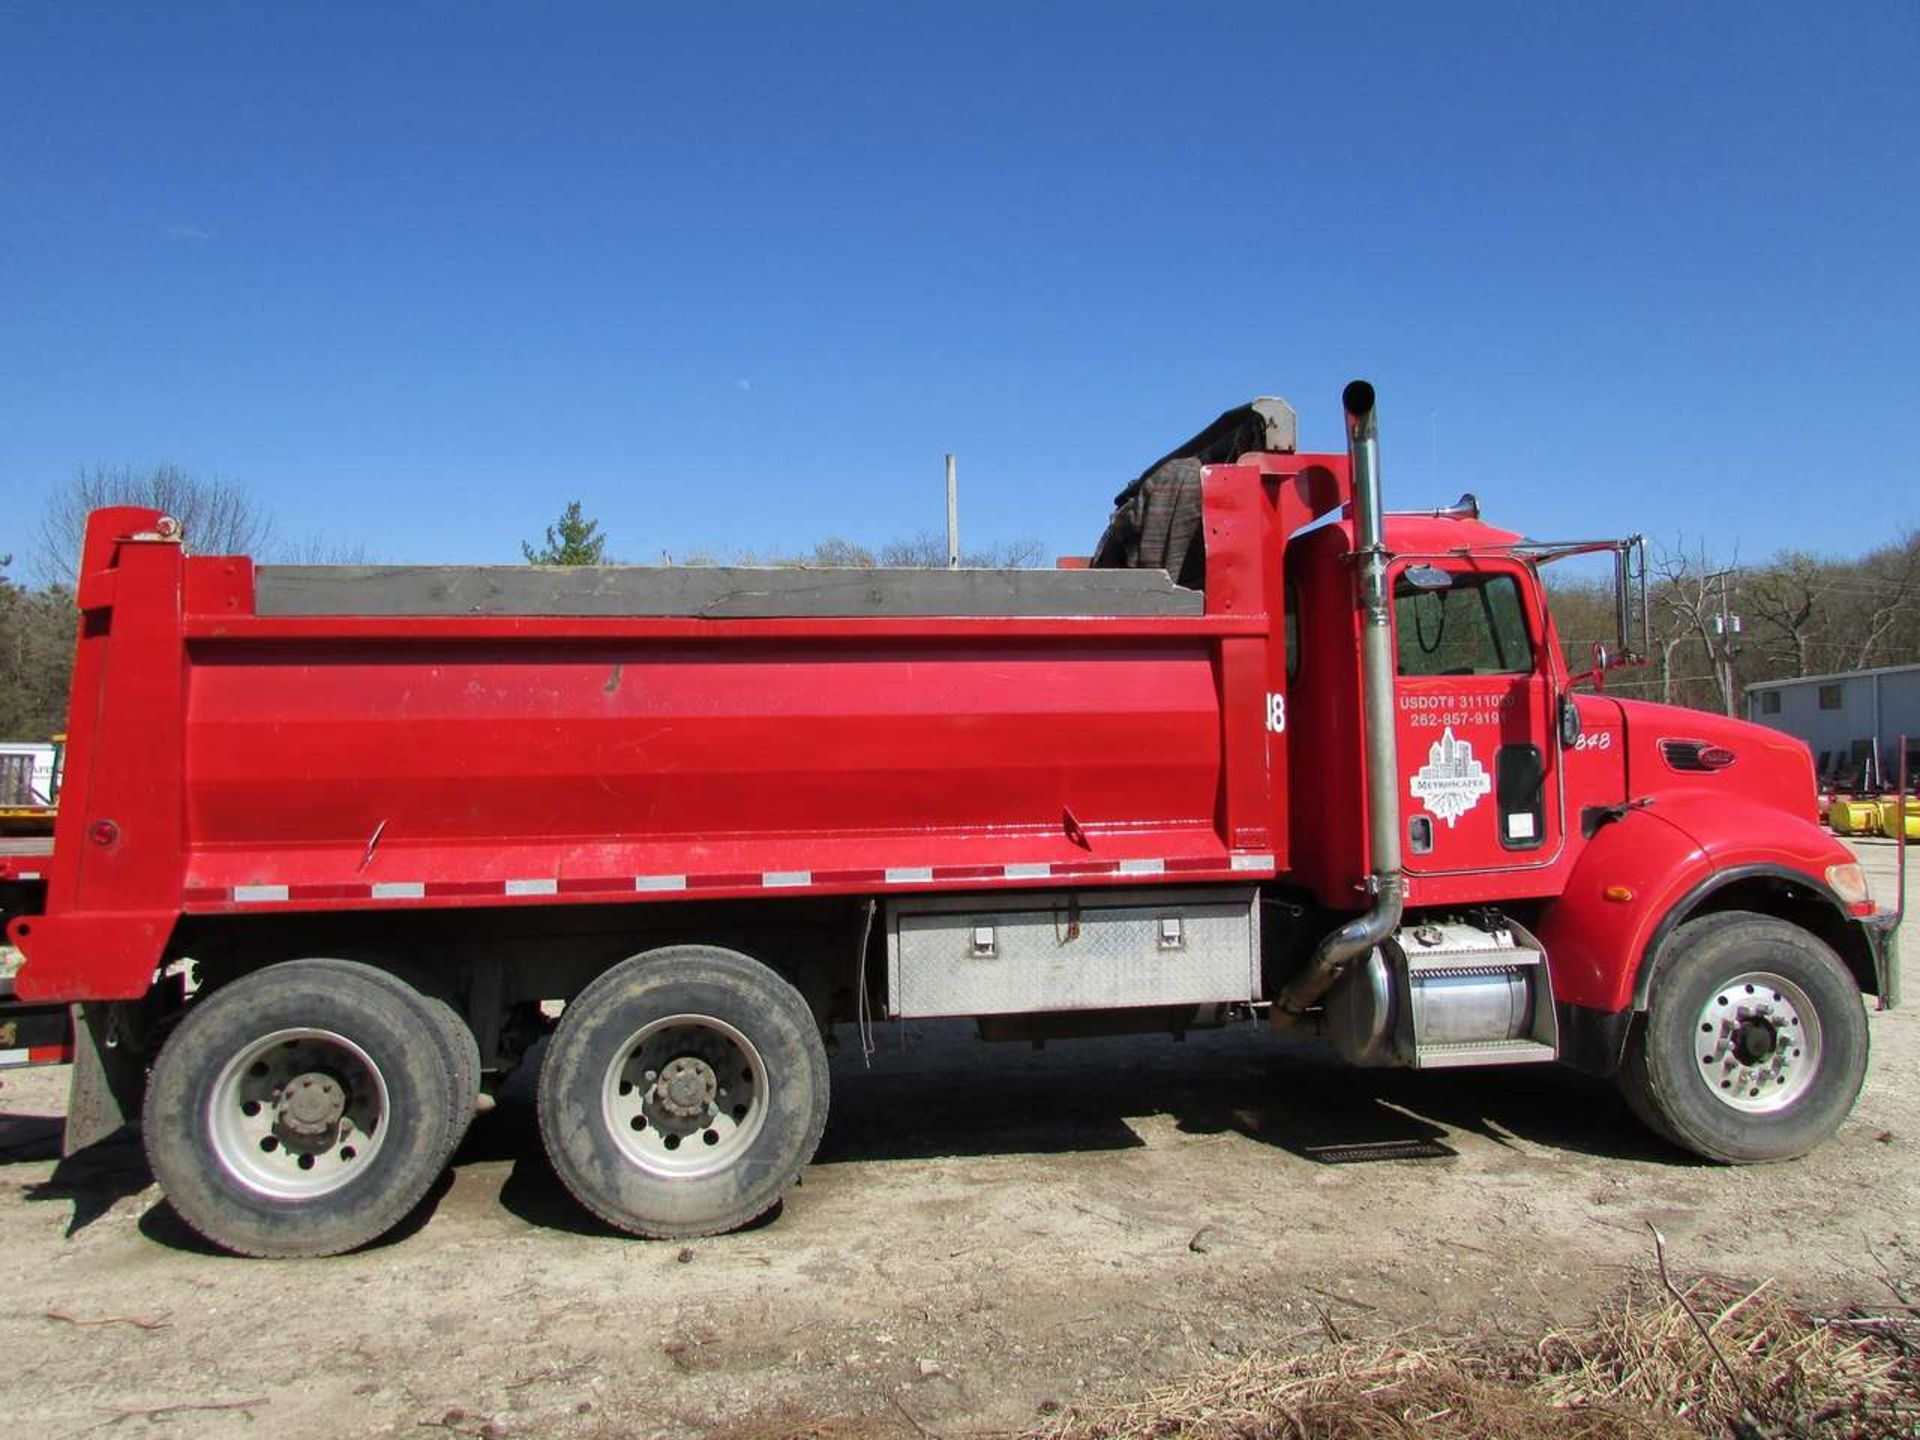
[1865,912,1901,1010]
[64,1002,147,1157]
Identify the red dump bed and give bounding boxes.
[12,460,1350,1002]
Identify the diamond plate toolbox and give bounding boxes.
[885,887,1260,1018]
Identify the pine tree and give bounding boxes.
[522,502,607,566]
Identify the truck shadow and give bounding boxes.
[6,1121,154,1237]
[9,1017,1690,1253]
[804,1021,1688,1170]
[134,1170,458,1256]
[463,1019,1687,1209]
[0,1106,454,1253]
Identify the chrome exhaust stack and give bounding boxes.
[1274,381,1407,1025]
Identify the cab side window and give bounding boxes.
[1394,572,1534,677]
[1284,580,1300,683]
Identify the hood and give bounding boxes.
[1613,698,1821,826]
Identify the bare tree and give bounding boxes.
[705,531,1046,570]
[879,530,1046,569]
[1840,529,1920,671]
[273,534,379,566]
[1745,553,1825,677]
[1649,538,1739,713]
[1740,532,1919,679]
[34,464,273,585]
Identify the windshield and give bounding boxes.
[1394,572,1535,677]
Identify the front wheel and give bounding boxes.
[1618,911,1869,1163]
[536,945,829,1238]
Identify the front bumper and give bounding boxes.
[1864,907,1901,1009]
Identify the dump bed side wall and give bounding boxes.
[182,635,1232,896]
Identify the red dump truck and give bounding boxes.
[0,382,1899,1257]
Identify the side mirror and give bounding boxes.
[1588,641,1611,692]
[1559,694,1583,748]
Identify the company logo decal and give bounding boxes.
[1409,726,1491,828]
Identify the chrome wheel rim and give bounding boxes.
[208,1028,389,1199]
[602,1013,769,1178]
[1694,971,1822,1114]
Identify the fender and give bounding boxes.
[1630,790,1886,1005]
[1540,791,1871,1016]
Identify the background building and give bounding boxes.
[1746,663,1920,788]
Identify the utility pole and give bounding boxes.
[1706,568,1742,717]
[945,454,959,570]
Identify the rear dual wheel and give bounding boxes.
[143,959,466,1258]
[537,945,829,1238]
[302,959,481,1163]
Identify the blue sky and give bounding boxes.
[2,3,1915,572]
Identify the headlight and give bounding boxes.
[1825,863,1872,908]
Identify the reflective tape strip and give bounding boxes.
[194,854,1235,910]
[19,871,40,881]
[0,1046,72,1068]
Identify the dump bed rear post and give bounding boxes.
[8,507,187,1005]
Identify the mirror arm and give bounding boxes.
[1614,545,1631,664]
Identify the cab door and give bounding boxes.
[1392,561,1563,874]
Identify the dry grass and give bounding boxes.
[1538,1276,1916,1438]
[1029,1342,1676,1440]
[703,1410,905,1440]
[1030,1277,1919,1440]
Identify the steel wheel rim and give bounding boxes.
[1693,970,1823,1114]
[602,1013,770,1178]
[208,1027,390,1199]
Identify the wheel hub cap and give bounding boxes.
[656,1056,717,1119]
[1732,1021,1777,1064]
[602,1015,770,1179]
[278,1071,347,1137]
[207,1028,389,1199]
[1695,971,1822,1114]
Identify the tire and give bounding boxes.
[1618,911,1868,1163]
[537,945,829,1239]
[300,959,480,1164]
[142,960,456,1257]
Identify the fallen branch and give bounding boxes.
[104,1396,267,1426]
[1645,1223,1767,1440]
[45,1309,171,1332]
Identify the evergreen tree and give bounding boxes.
[522,502,607,566]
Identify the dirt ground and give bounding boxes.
[2,839,1913,1439]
